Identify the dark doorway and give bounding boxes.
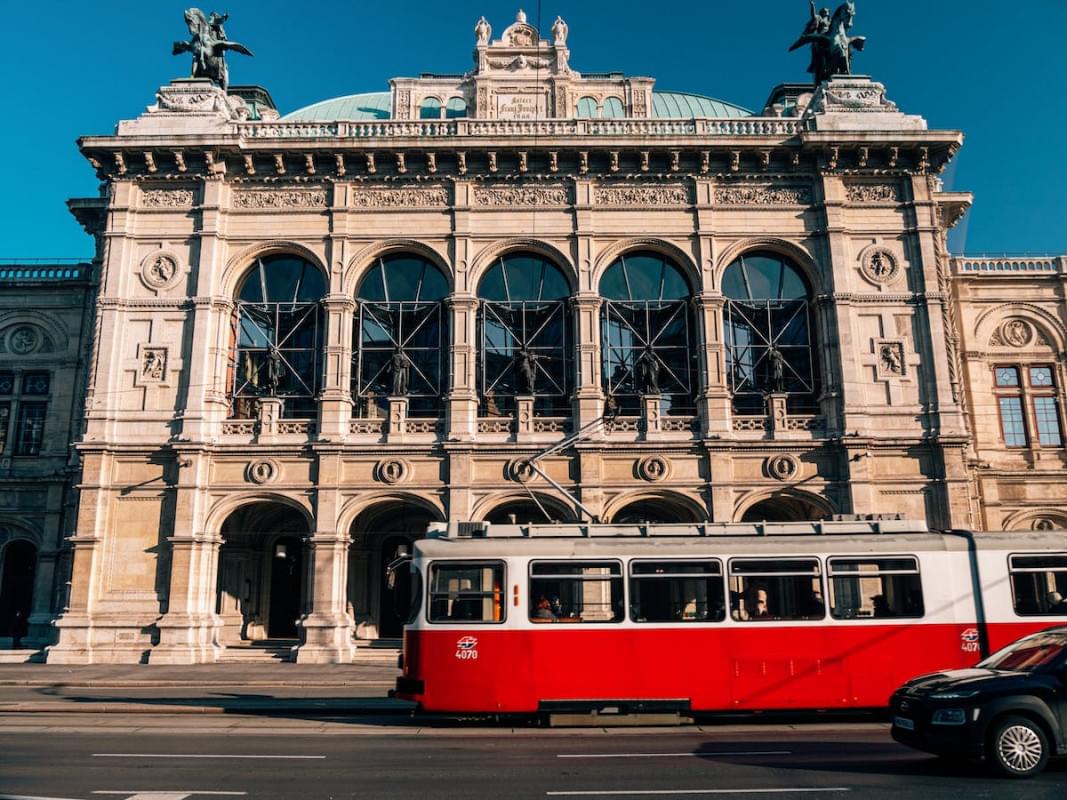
[378,535,413,638]
[611,499,703,524]
[0,541,36,639]
[741,496,826,522]
[268,536,303,637]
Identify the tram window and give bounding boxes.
[529,561,624,623]
[827,557,924,620]
[428,561,505,623]
[1009,554,1067,616]
[629,560,726,623]
[728,558,824,621]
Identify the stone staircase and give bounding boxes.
[354,637,402,665]
[218,638,297,663]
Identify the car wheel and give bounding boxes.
[988,715,1049,778]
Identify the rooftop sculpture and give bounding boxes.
[789,0,866,85]
[172,8,253,91]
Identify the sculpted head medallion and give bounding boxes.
[859,246,900,285]
[637,455,670,482]
[1001,319,1033,348]
[766,454,801,481]
[141,252,181,290]
[246,459,279,484]
[376,459,410,485]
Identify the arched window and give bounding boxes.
[600,252,695,415]
[478,253,572,417]
[419,97,442,120]
[722,252,818,414]
[576,96,598,119]
[231,255,326,419]
[445,97,468,119]
[354,254,449,418]
[602,97,625,118]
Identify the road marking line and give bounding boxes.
[557,752,790,759]
[546,790,850,797]
[0,794,88,800]
[92,793,247,798]
[91,754,324,760]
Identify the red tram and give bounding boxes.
[392,520,1067,715]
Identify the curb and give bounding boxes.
[0,680,395,688]
[0,701,415,715]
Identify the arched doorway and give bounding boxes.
[349,501,441,640]
[0,541,36,645]
[483,497,575,524]
[215,502,310,644]
[610,498,705,524]
[741,495,828,522]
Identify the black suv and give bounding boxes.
[891,627,1067,778]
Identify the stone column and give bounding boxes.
[319,295,355,440]
[295,531,356,663]
[694,294,730,437]
[572,295,604,431]
[446,295,479,441]
[149,531,222,664]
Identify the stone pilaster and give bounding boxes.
[446,295,479,441]
[295,531,357,663]
[149,532,222,664]
[572,295,604,431]
[319,295,355,440]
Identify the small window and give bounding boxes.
[999,397,1028,447]
[0,372,13,394]
[1030,367,1054,387]
[630,560,725,623]
[1034,397,1063,446]
[15,403,46,456]
[576,96,598,119]
[530,561,623,623]
[405,565,424,625]
[21,373,50,395]
[828,557,924,619]
[419,97,442,120]
[602,97,625,118]
[1009,554,1067,616]
[428,561,505,623]
[445,97,468,119]
[995,367,1020,387]
[729,558,824,621]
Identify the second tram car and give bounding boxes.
[393,520,1067,715]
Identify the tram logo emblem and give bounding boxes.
[455,635,479,661]
[960,628,980,653]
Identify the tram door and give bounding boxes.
[379,536,413,638]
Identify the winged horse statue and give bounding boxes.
[789,1,866,85]
[172,9,253,91]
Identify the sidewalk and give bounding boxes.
[0,662,411,715]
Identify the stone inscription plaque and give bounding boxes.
[496,92,547,120]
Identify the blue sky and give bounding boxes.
[2,0,1064,258]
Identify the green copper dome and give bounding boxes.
[282,90,751,121]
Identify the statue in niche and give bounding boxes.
[173,8,254,91]
[474,16,491,45]
[765,345,787,393]
[142,349,165,380]
[789,1,865,85]
[389,349,411,396]
[879,343,904,376]
[514,347,543,395]
[636,346,661,395]
[552,16,569,46]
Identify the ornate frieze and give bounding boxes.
[472,185,569,207]
[715,183,812,205]
[232,188,328,209]
[141,188,195,208]
[846,182,902,203]
[349,187,449,208]
[594,184,689,206]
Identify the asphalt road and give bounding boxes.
[1,717,1065,800]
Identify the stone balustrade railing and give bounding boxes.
[238,117,802,141]
[953,256,1065,276]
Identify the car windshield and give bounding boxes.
[978,632,1067,672]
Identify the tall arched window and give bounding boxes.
[602,97,625,118]
[445,97,468,119]
[354,254,449,418]
[419,97,442,120]
[231,255,326,419]
[478,253,572,417]
[576,97,598,119]
[600,252,695,415]
[722,251,818,414]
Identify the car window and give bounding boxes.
[979,632,1067,672]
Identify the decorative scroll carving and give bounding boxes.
[477,418,513,434]
[376,458,410,485]
[221,420,257,436]
[661,417,697,433]
[349,187,449,208]
[766,454,800,481]
[532,417,568,433]
[232,188,328,209]
[715,183,812,205]
[594,185,689,206]
[142,188,194,208]
[473,185,569,206]
[859,246,901,285]
[846,182,901,203]
[350,418,384,436]
[733,416,770,433]
[246,459,279,484]
[637,455,671,482]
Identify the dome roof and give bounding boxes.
[282,89,751,121]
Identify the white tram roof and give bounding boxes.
[415,521,1066,560]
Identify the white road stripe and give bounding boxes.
[557,752,790,759]
[0,794,88,800]
[92,793,246,798]
[546,790,850,797]
[92,754,324,760]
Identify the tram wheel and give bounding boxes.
[987,715,1049,778]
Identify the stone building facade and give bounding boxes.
[1,12,1064,663]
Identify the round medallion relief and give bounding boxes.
[637,455,670,482]
[507,459,536,483]
[8,325,39,355]
[859,246,900,286]
[376,458,410,485]
[1001,319,1033,348]
[140,251,181,290]
[246,459,279,485]
[766,454,800,481]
